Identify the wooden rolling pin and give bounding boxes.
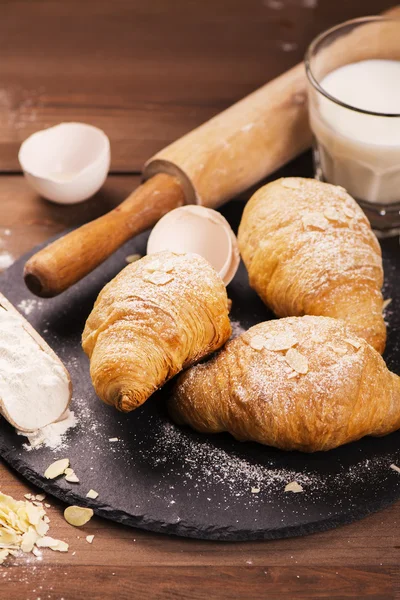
[24,6,400,298]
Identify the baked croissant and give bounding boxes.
[82,251,231,411]
[238,178,386,353]
[168,316,400,452]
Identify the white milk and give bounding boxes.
[309,59,400,204]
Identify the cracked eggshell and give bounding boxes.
[146,205,240,285]
[18,123,110,204]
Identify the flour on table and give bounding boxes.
[0,252,14,270]
[17,298,43,316]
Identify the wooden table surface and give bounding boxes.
[1,1,399,598]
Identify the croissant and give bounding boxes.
[168,316,400,452]
[82,251,231,411]
[238,178,386,353]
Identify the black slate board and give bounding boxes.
[0,198,400,542]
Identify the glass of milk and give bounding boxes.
[305,16,400,236]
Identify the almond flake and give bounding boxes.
[383,298,392,311]
[251,487,260,494]
[86,535,94,544]
[109,437,119,442]
[36,536,69,552]
[21,527,39,553]
[344,338,361,350]
[65,473,80,483]
[125,253,141,264]
[86,489,99,500]
[324,207,343,222]
[281,178,302,190]
[390,463,400,473]
[64,506,94,527]
[145,259,161,272]
[342,206,355,218]
[285,348,308,374]
[144,272,174,286]
[24,494,33,500]
[249,334,266,351]
[32,547,42,557]
[302,212,329,231]
[44,516,50,523]
[330,345,348,356]
[0,549,9,564]
[284,481,303,493]
[25,503,42,526]
[287,371,299,379]
[163,259,176,273]
[35,494,46,502]
[64,468,74,476]
[44,504,51,509]
[263,333,298,352]
[44,458,70,480]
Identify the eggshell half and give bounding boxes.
[147,205,240,285]
[18,122,110,204]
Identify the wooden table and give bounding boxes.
[1,1,399,598]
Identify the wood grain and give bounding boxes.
[0,0,395,172]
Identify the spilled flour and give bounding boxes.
[18,410,77,450]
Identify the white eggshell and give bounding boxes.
[18,122,111,204]
[147,205,240,285]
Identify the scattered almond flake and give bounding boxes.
[302,212,329,231]
[64,506,94,527]
[44,458,70,479]
[287,371,299,379]
[251,487,260,494]
[145,259,161,272]
[163,259,176,273]
[281,178,302,190]
[324,207,343,222]
[109,437,119,442]
[25,503,42,526]
[44,504,51,509]
[35,518,49,537]
[33,501,43,507]
[344,338,362,350]
[284,481,303,493]
[285,348,308,374]
[144,272,174,286]
[249,334,266,351]
[0,549,9,564]
[390,464,400,474]
[330,345,348,356]
[21,527,39,553]
[86,489,99,500]
[36,536,69,552]
[342,206,355,218]
[43,516,50,523]
[125,253,141,264]
[24,493,33,500]
[32,547,42,557]
[383,298,392,311]
[263,333,298,352]
[65,473,80,484]
[64,468,74,476]
[35,494,46,502]
[86,535,94,544]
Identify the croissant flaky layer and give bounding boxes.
[82,251,231,411]
[238,178,386,353]
[169,316,400,452]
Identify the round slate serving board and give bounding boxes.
[0,200,400,542]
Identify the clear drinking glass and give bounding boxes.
[305,16,400,237]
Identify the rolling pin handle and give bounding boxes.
[23,173,185,298]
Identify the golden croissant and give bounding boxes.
[168,316,400,452]
[82,251,231,411]
[238,178,386,353]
